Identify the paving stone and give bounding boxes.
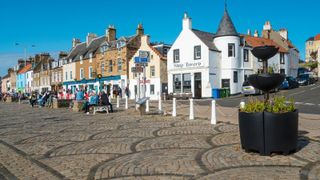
[93,149,205,179]
[198,166,301,180]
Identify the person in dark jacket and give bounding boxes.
[101,90,113,113]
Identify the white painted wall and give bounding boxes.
[214,36,241,94]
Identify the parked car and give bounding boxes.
[242,81,262,96]
[280,76,299,89]
[297,74,316,86]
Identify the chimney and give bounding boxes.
[182,12,192,30]
[86,33,97,46]
[141,35,150,45]
[254,30,259,37]
[279,28,288,40]
[136,23,144,36]
[263,21,272,31]
[72,38,81,48]
[106,25,116,42]
[247,29,251,36]
[59,51,68,59]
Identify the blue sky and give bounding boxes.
[1,0,319,76]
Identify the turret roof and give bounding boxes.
[215,9,238,37]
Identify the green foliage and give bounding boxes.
[240,96,295,113]
[301,61,318,70]
[240,97,265,113]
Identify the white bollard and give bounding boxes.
[240,101,245,109]
[158,95,162,112]
[146,99,149,112]
[189,98,194,120]
[125,96,128,109]
[116,96,120,108]
[172,98,176,117]
[211,100,216,125]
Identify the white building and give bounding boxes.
[128,35,170,100]
[167,9,300,98]
[26,70,33,93]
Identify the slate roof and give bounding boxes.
[67,42,86,61]
[192,29,220,51]
[215,9,239,37]
[68,35,105,62]
[306,36,314,42]
[83,36,105,59]
[2,74,10,79]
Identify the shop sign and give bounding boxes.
[174,62,203,68]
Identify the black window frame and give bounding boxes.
[108,60,113,72]
[243,49,249,62]
[233,71,238,83]
[280,53,285,64]
[194,45,201,60]
[228,43,235,57]
[173,49,180,63]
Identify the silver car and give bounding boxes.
[242,81,262,95]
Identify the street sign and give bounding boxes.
[139,51,150,59]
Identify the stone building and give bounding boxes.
[32,53,52,93]
[96,24,143,96]
[305,34,320,62]
[51,52,67,92]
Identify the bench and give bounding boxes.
[93,106,109,115]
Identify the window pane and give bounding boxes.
[233,71,238,83]
[173,49,180,63]
[109,60,113,72]
[150,84,155,95]
[228,43,235,57]
[173,74,181,93]
[194,46,201,59]
[150,66,155,77]
[183,73,191,93]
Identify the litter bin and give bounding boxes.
[212,88,220,99]
[225,88,230,97]
[219,89,226,98]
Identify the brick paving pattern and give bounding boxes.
[0,102,319,179]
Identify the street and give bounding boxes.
[0,102,320,179]
[217,81,320,114]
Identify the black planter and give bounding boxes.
[251,45,279,60]
[264,110,299,155]
[239,110,299,156]
[239,112,265,154]
[248,73,285,92]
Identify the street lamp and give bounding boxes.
[15,43,36,66]
[97,74,102,92]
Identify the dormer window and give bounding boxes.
[80,55,83,64]
[89,53,93,63]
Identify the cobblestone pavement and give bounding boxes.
[0,102,319,180]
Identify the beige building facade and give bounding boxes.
[305,34,320,62]
[128,35,170,100]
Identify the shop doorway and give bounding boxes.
[194,73,202,98]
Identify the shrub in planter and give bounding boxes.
[239,96,298,155]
